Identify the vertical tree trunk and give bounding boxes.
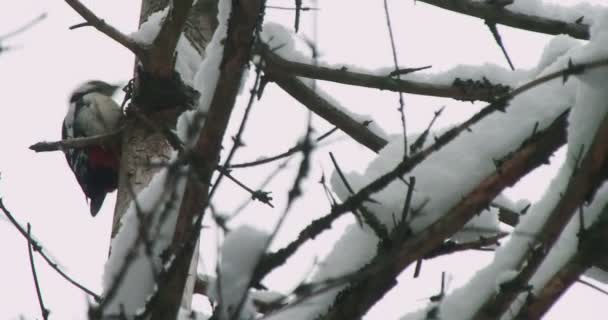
[111,0,218,314]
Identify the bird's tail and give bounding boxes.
[90,193,106,216]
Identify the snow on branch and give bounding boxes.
[260,45,510,102]
[473,111,608,320]
[323,109,569,320]
[65,0,195,76]
[418,0,592,40]
[399,24,608,320]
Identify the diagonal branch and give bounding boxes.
[64,0,144,56]
[513,208,608,319]
[473,109,608,320]
[322,110,569,320]
[418,0,590,40]
[0,199,101,301]
[271,73,387,153]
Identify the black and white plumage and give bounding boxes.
[62,80,123,216]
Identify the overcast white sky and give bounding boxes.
[0,0,606,319]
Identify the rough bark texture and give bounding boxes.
[149,2,264,318]
[111,0,218,317]
[113,1,217,237]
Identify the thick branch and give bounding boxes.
[262,47,508,102]
[521,254,589,319]
[418,0,590,40]
[271,73,387,153]
[147,0,195,75]
[515,206,608,319]
[322,110,569,320]
[148,1,265,319]
[474,110,608,320]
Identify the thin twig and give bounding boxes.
[63,0,142,56]
[27,223,49,320]
[486,21,515,70]
[209,61,264,199]
[229,124,345,169]
[267,5,318,11]
[383,0,408,157]
[329,152,389,240]
[232,113,315,319]
[409,106,444,154]
[0,13,46,41]
[578,278,608,296]
[294,0,302,32]
[29,129,122,152]
[0,199,101,301]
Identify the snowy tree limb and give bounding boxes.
[148,1,266,319]
[0,13,46,42]
[418,0,590,40]
[146,0,195,76]
[473,111,608,320]
[513,210,608,319]
[322,110,569,320]
[26,224,49,320]
[261,46,509,102]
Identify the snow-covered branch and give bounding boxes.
[418,0,591,40]
[323,110,569,320]
[260,45,510,102]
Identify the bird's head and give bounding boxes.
[69,80,120,102]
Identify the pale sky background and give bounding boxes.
[0,0,606,319]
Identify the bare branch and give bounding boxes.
[382,0,408,155]
[424,232,509,259]
[486,21,515,70]
[27,224,49,320]
[64,0,143,56]
[0,199,101,301]
[0,13,46,41]
[29,130,122,152]
[473,109,608,320]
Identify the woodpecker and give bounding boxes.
[62,80,123,216]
